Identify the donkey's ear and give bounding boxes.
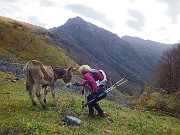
[72,68,79,72]
[67,66,73,71]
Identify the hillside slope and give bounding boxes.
[0,17,78,68]
[0,72,180,135]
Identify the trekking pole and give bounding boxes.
[82,76,128,108]
[81,84,91,111]
[106,76,127,92]
[81,86,85,108]
[105,79,128,93]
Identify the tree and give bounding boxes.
[154,44,180,93]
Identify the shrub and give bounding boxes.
[154,44,180,93]
[134,91,180,118]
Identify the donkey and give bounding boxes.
[23,60,77,108]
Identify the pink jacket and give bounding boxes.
[78,72,99,92]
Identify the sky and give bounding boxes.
[0,0,180,44]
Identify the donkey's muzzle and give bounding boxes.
[66,82,72,88]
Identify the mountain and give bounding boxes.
[121,36,171,69]
[50,17,171,94]
[121,36,171,57]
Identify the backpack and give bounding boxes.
[89,69,107,86]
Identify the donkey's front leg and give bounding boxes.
[50,85,57,102]
[43,86,48,104]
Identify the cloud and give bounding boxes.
[28,16,46,27]
[0,0,23,15]
[64,4,114,28]
[38,0,58,7]
[158,27,166,31]
[158,0,180,23]
[0,7,18,16]
[2,0,20,4]
[126,9,145,31]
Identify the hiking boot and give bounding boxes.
[88,113,96,118]
[96,111,108,117]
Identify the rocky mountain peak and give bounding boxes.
[66,16,85,24]
[62,16,100,33]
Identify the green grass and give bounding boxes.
[0,72,180,135]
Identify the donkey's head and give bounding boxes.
[54,66,78,88]
[63,67,77,88]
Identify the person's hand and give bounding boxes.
[73,82,79,86]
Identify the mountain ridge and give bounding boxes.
[50,16,171,94]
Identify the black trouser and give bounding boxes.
[87,86,107,114]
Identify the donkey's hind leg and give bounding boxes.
[35,83,47,109]
[26,81,37,106]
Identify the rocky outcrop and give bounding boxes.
[0,56,24,78]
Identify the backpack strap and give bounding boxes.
[98,69,107,85]
[89,69,99,81]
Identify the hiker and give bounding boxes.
[75,65,107,117]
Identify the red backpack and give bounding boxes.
[89,69,107,86]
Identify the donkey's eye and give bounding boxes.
[66,75,70,79]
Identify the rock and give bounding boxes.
[108,117,115,123]
[64,115,83,126]
[105,129,111,134]
[10,79,17,83]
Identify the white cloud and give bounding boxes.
[158,0,180,24]
[126,9,145,31]
[64,4,114,28]
[0,0,179,44]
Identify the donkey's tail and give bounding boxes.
[24,65,34,91]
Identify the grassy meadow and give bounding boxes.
[0,72,180,135]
